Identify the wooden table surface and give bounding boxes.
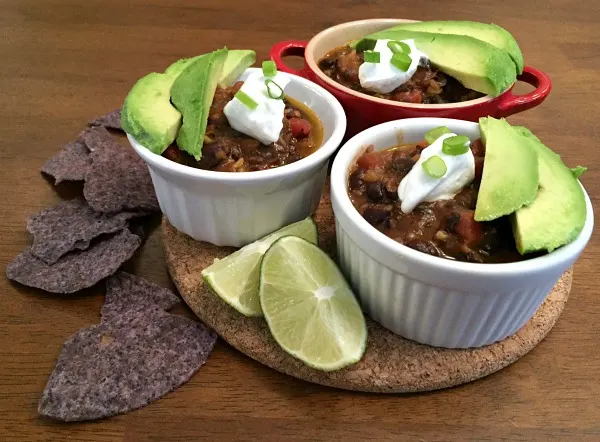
[1,0,599,440]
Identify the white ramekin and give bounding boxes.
[330,118,594,348]
[127,67,346,247]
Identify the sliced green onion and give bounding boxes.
[265,79,284,99]
[390,52,412,72]
[422,155,447,178]
[235,90,258,110]
[262,60,277,77]
[387,40,411,55]
[363,50,381,63]
[424,126,451,144]
[355,38,377,52]
[442,135,470,156]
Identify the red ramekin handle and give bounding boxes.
[269,41,309,78]
[497,66,552,117]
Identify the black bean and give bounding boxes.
[459,251,484,263]
[429,95,444,104]
[404,239,443,257]
[318,58,335,69]
[391,152,416,175]
[454,186,478,210]
[478,229,500,254]
[362,206,391,226]
[366,182,384,201]
[385,184,399,200]
[197,143,226,169]
[446,212,460,233]
[348,170,364,190]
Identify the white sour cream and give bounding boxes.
[223,71,291,145]
[358,39,428,94]
[398,133,475,213]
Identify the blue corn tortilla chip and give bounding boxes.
[101,272,180,320]
[82,127,159,213]
[27,198,148,265]
[80,125,115,152]
[6,229,141,294]
[41,124,117,185]
[41,138,91,184]
[38,278,217,422]
[88,109,122,131]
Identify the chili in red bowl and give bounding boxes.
[318,46,483,105]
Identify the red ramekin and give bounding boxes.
[270,19,551,137]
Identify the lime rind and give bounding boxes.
[259,236,367,372]
[201,217,318,317]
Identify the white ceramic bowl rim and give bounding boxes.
[330,117,594,277]
[127,67,347,184]
[305,18,506,109]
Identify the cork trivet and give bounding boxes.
[163,188,572,393]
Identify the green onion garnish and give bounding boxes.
[363,50,380,64]
[235,90,258,110]
[355,38,377,52]
[387,40,411,55]
[390,52,412,71]
[262,60,277,77]
[422,155,447,179]
[424,126,451,144]
[265,79,284,99]
[442,135,470,156]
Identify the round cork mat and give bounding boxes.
[162,187,572,393]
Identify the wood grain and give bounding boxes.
[1,0,599,440]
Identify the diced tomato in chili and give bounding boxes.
[290,117,311,139]
[455,210,484,246]
[392,90,424,103]
[356,150,394,170]
[318,45,485,105]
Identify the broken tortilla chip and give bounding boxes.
[38,277,217,422]
[6,229,141,294]
[41,138,91,184]
[27,198,148,265]
[80,125,116,152]
[88,109,122,131]
[101,272,180,320]
[83,128,159,213]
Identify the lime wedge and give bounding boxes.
[201,218,318,317]
[259,236,367,371]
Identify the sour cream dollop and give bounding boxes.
[358,39,428,94]
[397,133,475,213]
[223,71,291,145]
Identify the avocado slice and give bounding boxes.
[383,21,523,74]
[170,48,228,160]
[218,49,256,87]
[121,57,199,154]
[164,57,197,77]
[511,127,587,254]
[351,30,517,96]
[474,117,539,221]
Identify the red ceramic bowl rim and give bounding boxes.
[304,18,505,109]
